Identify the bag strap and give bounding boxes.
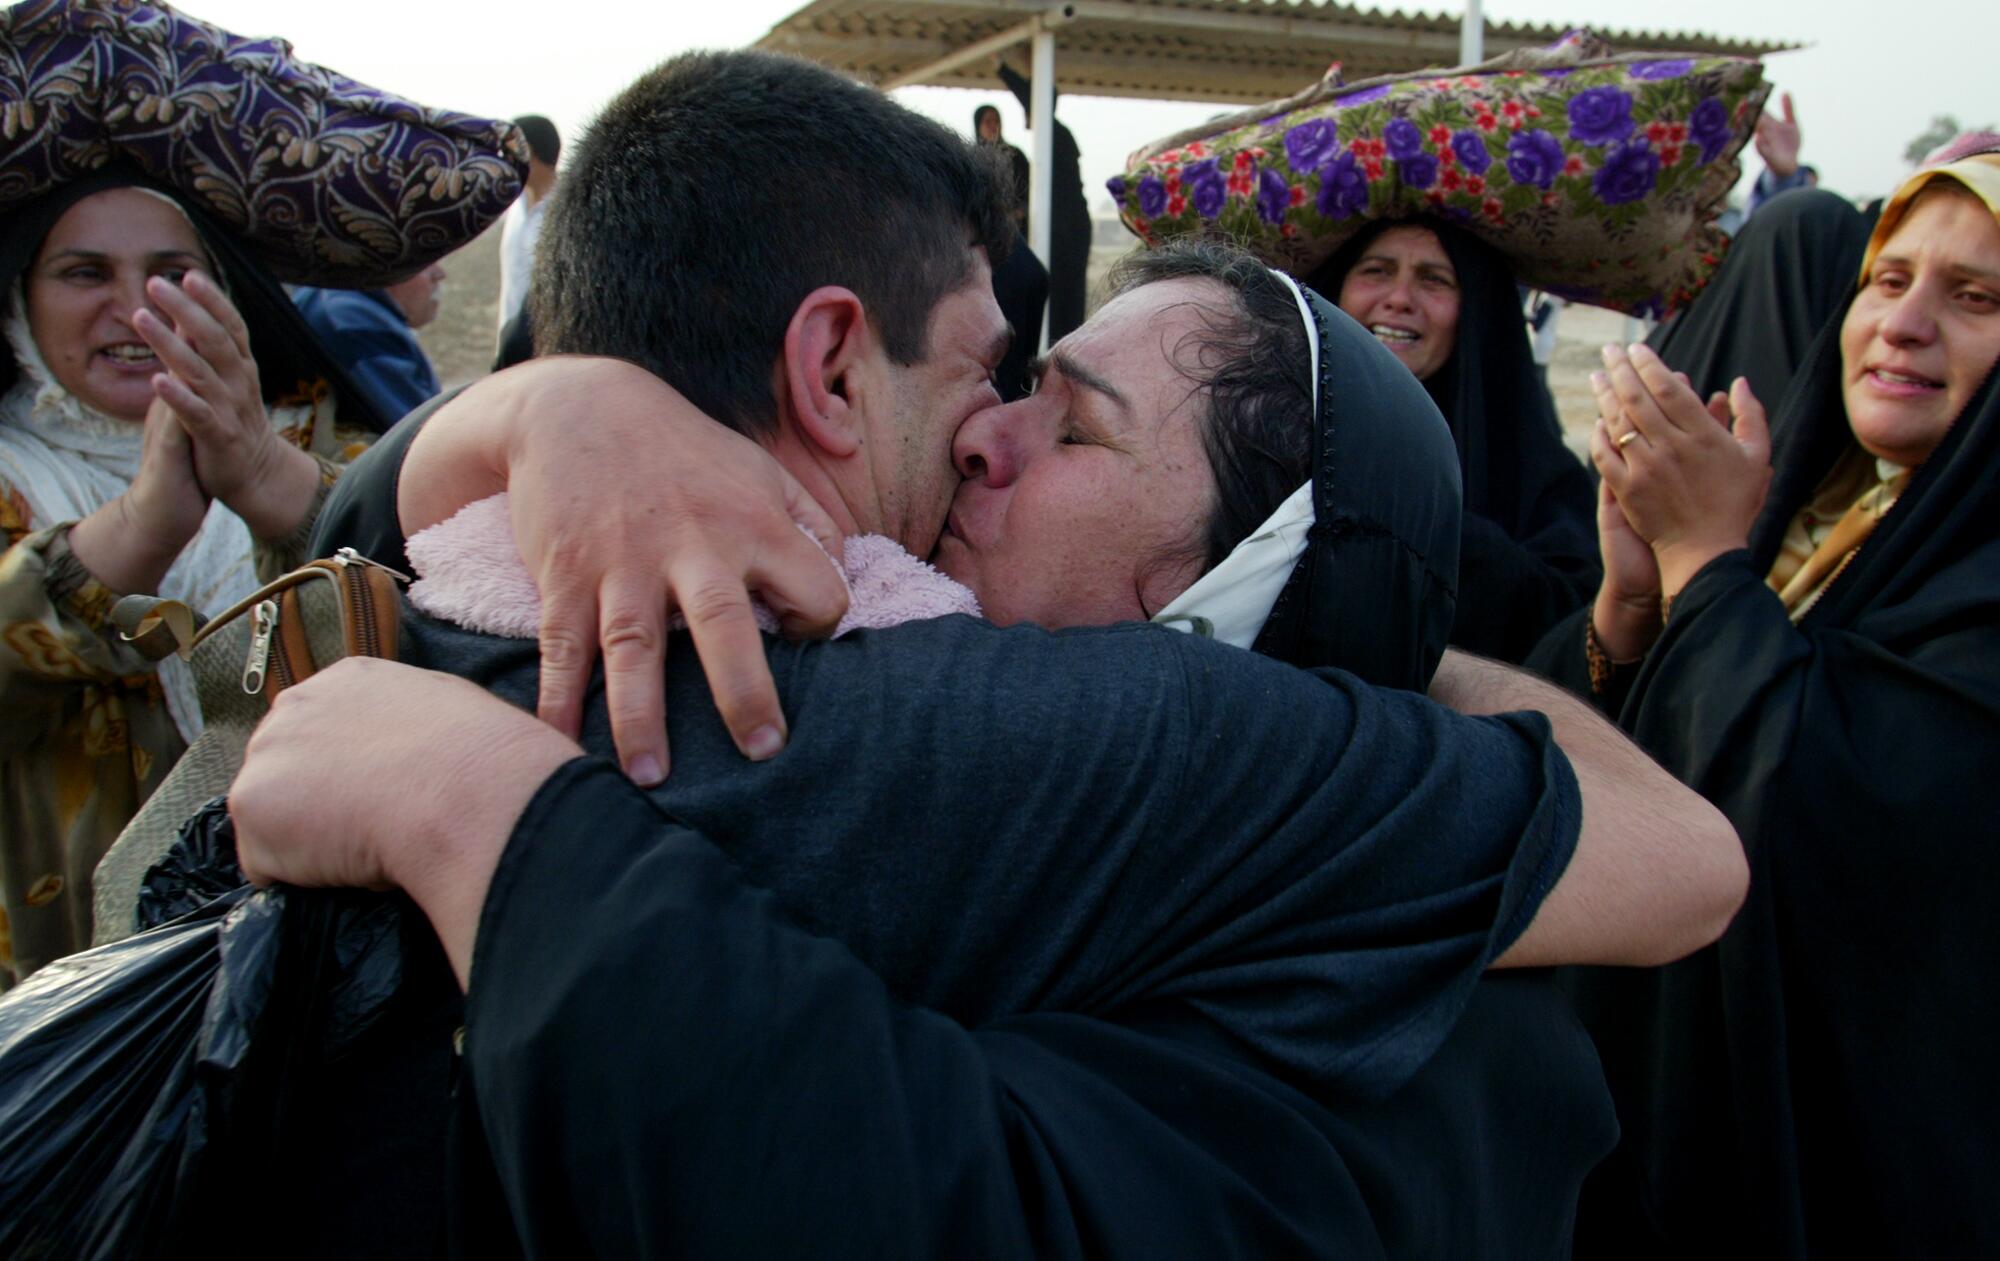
[112,547,408,690]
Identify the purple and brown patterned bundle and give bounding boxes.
[1110,32,1769,316]
[0,0,525,286]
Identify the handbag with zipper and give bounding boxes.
[89,547,407,946]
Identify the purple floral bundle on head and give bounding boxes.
[1505,130,1567,189]
[1284,119,1340,172]
[1594,140,1662,205]
[1567,86,1636,146]
[1256,168,1291,225]
[1317,151,1371,221]
[1688,98,1734,164]
[1107,29,1769,317]
[1628,59,1693,81]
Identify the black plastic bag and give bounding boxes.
[0,799,453,1260]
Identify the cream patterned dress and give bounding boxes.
[0,339,361,987]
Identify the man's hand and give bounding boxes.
[398,357,850,784]
[1754,92,1802,180]
[231,658,581,986]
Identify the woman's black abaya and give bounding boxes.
[1528,285,2000,1257]
[1647,188,1878,407]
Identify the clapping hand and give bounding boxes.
[1593,344,1773,600]
[133,271,320,540]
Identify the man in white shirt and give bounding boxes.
[495,114,560,339]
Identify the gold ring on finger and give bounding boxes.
[1615,430,1643,449]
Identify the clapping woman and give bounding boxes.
[1530,146,2000,1255]
[0,170,381,984]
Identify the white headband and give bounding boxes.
[1151,269,1321,650]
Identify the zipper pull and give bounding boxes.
[333,546,412,583]
[242,599,279,694]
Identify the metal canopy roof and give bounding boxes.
[753,0,1795,105]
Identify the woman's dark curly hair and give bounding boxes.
[1104,241,1315,574]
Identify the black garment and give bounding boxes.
[0,166,391,433]
[1254,285,1462,692]
[998,64,1093,343]
[990,224,1047,402]
[491,303,535,372]
[1648,188,1878,407]
[1309,220,1599,663]
[1527,283,2000,1255]
[415,610,1595,1259]
[311,301,1613,1256]
[985,137,1031,222]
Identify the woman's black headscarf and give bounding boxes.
[1252,282,1462,692]
[1242,279,1615,1255]
[1306,219,1598,663]
[1648,188,1878,408]
[0,166,390,433]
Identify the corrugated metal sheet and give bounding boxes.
[753,0,1793,103]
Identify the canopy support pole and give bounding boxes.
[1460,0,1484,66]
[1028,26,1056,351]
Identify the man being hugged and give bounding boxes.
[240,49,1744,1259]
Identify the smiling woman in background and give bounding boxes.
[1531,143,2000,1257]
[1309,219,1600,662]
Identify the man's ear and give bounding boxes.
[782,287,871,458]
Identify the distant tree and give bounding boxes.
[1904,116,1960,165]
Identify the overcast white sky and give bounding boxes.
[198,0,1993,211]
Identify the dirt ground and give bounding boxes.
[419,223,1631,460]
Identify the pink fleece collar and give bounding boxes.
[406,493,979,638]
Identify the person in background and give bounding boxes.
[1308,219,1600,662]
[997,59,1092,343]
[494,113,559,355]
[973,103,1029,233]
[1744,92,1816,220]
[987,223,1045,402]
[972,106,1046,399]
[292,263,445,425]
[1533,143,2000,1257]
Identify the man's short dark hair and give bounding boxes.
[511,114,561,166]
[530,51,1012,439]
[1106,242,1313,573]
